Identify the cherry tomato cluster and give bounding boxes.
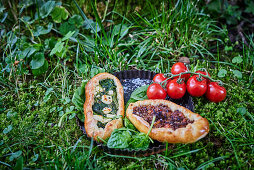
[147,62,227,103]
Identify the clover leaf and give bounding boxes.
[232,70,242,79]
[50,6,68,23]
[218,69,227,78]
[50,41,64,56]
[59,22,76,35]
[68,15,83,28]
[232,56,243,64]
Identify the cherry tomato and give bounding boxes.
[171,62,190,80]
[195,70,211,83]
[166,79,186,99]
[187,75,207,97]
[153,73,167,83]
[147,83,167,99]
[206,82,226,103]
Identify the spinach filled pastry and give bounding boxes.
[84,73,124,141]
[126,99,209,143]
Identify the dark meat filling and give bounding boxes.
[133,104,194,130]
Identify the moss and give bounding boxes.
[1,68,253,169]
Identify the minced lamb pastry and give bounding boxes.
[126,99,209,143]
[84,73,124,141]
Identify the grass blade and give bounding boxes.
[196,156,229,169]
[90,0,109,44]
[73,0,98,36]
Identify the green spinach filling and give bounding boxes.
[92,79,118,128]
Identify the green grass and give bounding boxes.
[1,69,253,169]
[0,0,254,169]
[130,1,225,60]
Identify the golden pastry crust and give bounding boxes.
[126,99,209,143]
[84,73,124,141]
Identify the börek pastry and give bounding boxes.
[84,73,124,141]
[126,99,209,143]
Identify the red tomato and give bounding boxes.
[171,62,190,80]
[153,73,167,83]
[195,70,211,83]
[166,79,186,99]
[206,82,227,103]
[187,75,207,97]
[147,83,167,99]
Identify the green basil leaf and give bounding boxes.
[124,117,136,130]
[125,98,136,110]
[130,85,149,101]
[107,129,132,149]
[72,81,87,112]
[129,133,150,150]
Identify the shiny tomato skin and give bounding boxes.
[166,79,186,99]
[187,75,207,97]
[171,62,190,80]
[153,73,167,83]
[206,82,227,103]
[195,70,211,83]
[147,83,167,99]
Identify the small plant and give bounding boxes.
[130,0,225,61]
[0,0,253,169]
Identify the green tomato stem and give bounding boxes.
[160,71,223,85]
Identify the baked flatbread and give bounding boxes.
[126,99,209,143]
[84,73,124,141]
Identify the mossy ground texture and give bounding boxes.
[0,0,253,169]
[1,66,253,169]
